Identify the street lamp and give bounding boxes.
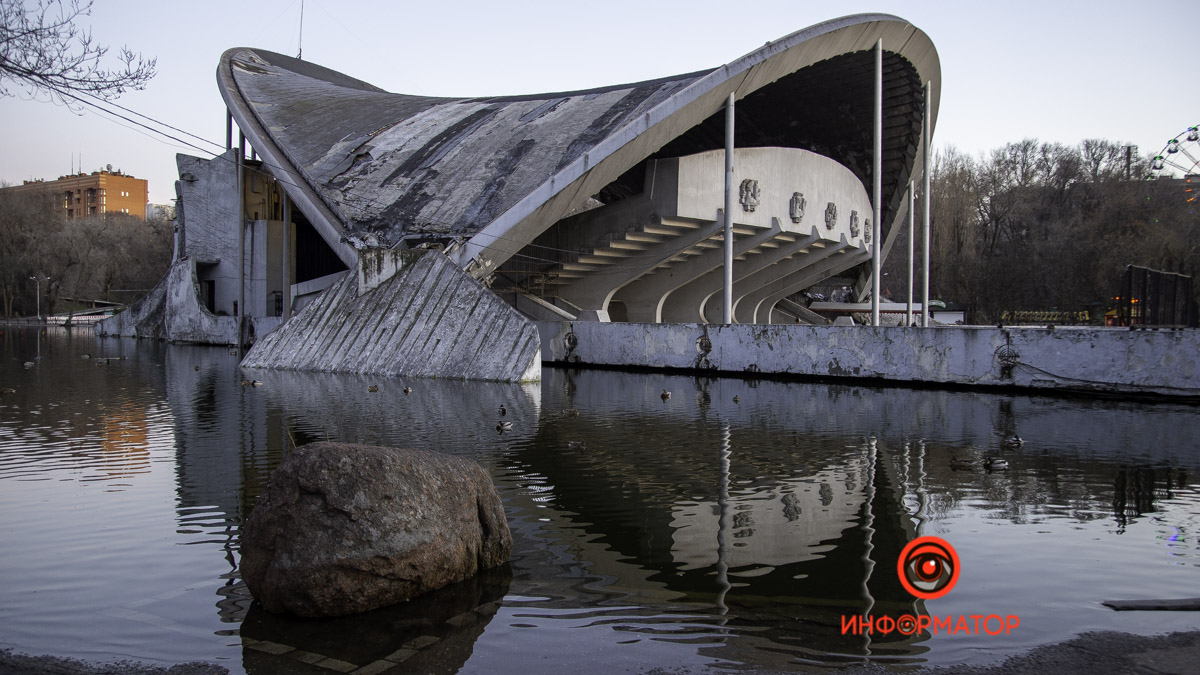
[29,275,48,322]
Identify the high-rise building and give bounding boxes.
[3,168,148,219]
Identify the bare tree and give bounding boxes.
[0,0,155,103]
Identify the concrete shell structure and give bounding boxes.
[101,14,943,382]
[219,13,939,323]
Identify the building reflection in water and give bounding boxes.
[157,355,1200,671]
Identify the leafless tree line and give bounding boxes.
[883,138,1199,323]
[0,188,172,319]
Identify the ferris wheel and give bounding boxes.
[1149,125,1200,180]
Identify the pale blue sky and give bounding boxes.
[1,0,1195,204]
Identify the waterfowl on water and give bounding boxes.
[194,365,200,371]
[251,380,264,387]
[567,440,586,450]
[403,386,412,395]
[661,389,671,401]
[1,388,15,395]
[80,353,90,359]
[368,385,379,392]
[733,395,740,404]
[499,404,507,416]
[496,420,513,432]
[1001,435,1025,448]
[985,457,1009,470]
[23,362,34,368]
[565,408,580,417]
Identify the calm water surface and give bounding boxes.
[1,328,1198,673]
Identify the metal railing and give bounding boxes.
[1118,265,1195,327]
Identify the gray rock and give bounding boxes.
[240,442,511,617]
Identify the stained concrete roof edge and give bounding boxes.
[453,13,940,273]
[217,49,360,269]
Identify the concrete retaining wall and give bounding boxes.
[536,321,1200,399]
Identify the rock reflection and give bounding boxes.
[240,566,510,674]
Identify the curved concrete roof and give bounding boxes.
[218,13,939,278]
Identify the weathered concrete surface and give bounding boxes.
[240,442,511,618]
[243,251,541,381]
[97,260,237,344]
[537,322,1200,398]
[161,261,238,345]
[95,274,167,339]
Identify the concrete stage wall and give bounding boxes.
[535,322,1200,400]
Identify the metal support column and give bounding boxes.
[921,81,932,328]
[723,92,735,325]
[237,131,246,354]
[871,39,883,327]
[226,111,232,151]
[906,182,914,326]
[282,191,292,320]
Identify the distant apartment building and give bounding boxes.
[146,203,176,221]
[3,168,148,219]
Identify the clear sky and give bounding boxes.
[1,0,1195,204]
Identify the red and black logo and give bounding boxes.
[897,536,960,600]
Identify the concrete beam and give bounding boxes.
[676,229,830,323]
[556,215,731,317]
[757,250,872,323]
[616,219,787,322]
[720,242,854,321]
[731,245,865,323]
[726,240,854,323]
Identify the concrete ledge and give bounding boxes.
[535,322,1200,399]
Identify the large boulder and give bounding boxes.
[240,442,511,617]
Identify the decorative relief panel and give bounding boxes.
[824,202,837,230]
[850,210,860,238]
[789,192,806,223]
[739,179,760,212]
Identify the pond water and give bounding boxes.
[1,327,1199,673]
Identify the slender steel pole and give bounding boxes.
[282,190,291,320]
[225,110,232,151]
[906,181,914,325]
[921,81,932,327]
[237,132,246,354]
[723,92,735,325]
[871,39,883,327]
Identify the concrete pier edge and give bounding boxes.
[536,321,1200,402]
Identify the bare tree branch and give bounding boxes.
[0,0,156,105]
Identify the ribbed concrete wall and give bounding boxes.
[243,251,541,382]
[536,321,1200,399]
